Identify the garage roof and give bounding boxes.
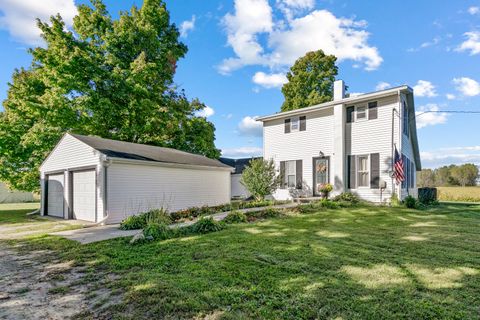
[71,134,231,169]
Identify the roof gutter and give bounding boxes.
[257,85,412,122]
[106,156,234,172]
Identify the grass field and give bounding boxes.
[437,186,480,202]
[0,202,40,224]
[4,202,480,319]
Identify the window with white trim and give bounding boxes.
[286,160,296,188]
[356,105,367,121]
[357,155,369,187]
[290,116,299,132]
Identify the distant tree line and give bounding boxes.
[417,163,479,188]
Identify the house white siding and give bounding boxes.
[263,108,334,200]
[346,96,398,203]
[106,162,231,224]
[260,84,420,204]
[40,134,103,219]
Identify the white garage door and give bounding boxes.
[47,174,64,218]
[72,170,96,222]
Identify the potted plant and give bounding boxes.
[318,183,333,199]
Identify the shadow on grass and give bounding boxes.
[5,204,480,319]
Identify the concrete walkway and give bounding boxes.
[50,202,298,244]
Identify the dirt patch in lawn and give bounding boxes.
[0,243,122,320]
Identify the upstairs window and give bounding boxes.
[291,117,299,132]
[356,106,367,121]
[284,116,306,133]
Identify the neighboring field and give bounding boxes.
[4,203,480,319]
[437,186,480,202]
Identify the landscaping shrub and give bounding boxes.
[144,208,172,225]
[120,215,147,230]
[191,217,224,234]
[120,208,171,230]
[314,199,340,209]
[333,192,360,204]
[224,211,248,224]
[390,193,400,207]
[295,203,319,214]
[246,208,284,221]
[169,200,291,222]
[404,195,417,209]
[143,222,171,240]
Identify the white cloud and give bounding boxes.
[468,6,480,15]
[219,2,382,75]
[222,113,233,119]
[456,31,480,55]
[179,15,196,38]
[453,77,480,96]
[221,146,263,158]
[219,0,273,74]
[375,81,391,91]
[268,10,382,71]
[413,80,437,97]
[407,36,441,52]
[252,72,287,88]
[0,0,77,46]
[238,116,263,137]
[276,0,315,21]
[415,104,447,129]
[446,93,456,100]
[195,106,215,118]
[421,146,480,168]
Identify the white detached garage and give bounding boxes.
[40,133,232,224]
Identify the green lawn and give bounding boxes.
[5,203,480,319]
[0,202,40,224]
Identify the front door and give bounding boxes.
[313,157,329,196]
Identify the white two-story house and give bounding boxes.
[257,80,421,203]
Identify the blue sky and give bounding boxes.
[0,0,479,168]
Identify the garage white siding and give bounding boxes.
[41,134,101,172]
[40,134,102,218]
[106,162,231,224]
[47,174,64,218]
[72,170,97,222]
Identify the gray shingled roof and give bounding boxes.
[71,134,231,169]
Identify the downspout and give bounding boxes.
[95,156,112,225]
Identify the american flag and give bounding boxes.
[393,147,405,184]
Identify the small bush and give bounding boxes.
[319,199,340,209]
[143,222,171,240]
[404,195,417,209]
[390,193,400,207]
[144,208,172,225]
[191,217,224,234]
[246,208,284,221]
[224,211,248,224]
[295,203,320,214]
[120,208,171,230]
[120,215,147,230]
[333,192,360,204]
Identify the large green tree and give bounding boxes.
[281,50,338,112]
[0,0,220,192]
